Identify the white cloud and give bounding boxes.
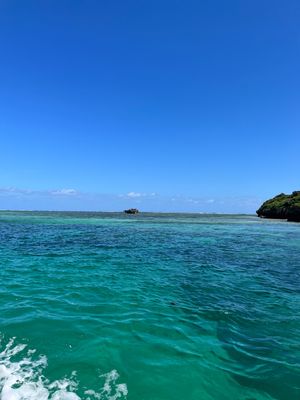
[121,191,158,199]
[0,187,79,197]
[0,187,33,195]
[51,188,78,196]
[126,191,142,198]
[0,187,261,213]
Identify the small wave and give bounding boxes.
[0,337,128,400]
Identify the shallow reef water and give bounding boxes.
[0,211,299,399]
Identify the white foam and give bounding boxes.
[0,337,127,400]
[99,370,128,400]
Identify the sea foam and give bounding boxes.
[0,338,127,400]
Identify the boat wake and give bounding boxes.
[0,337,128,400]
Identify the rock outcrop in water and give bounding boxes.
[256,191,300,222]
[124,208,139,214]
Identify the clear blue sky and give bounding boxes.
[0,1,299,212]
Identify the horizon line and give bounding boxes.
[0,208,256,216]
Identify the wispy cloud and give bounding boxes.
[0,187,34,195]
[0,186,262,213]
[119,192,157,199]
[50,188,78,196]
[126,191,142,198]
[0,187,79,197]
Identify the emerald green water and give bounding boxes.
[0,211,299,399]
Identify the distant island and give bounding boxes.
[124,208,139,214]
[256,191,300,222]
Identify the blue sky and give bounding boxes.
[0,1,299,212]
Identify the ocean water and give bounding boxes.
[0,211,299,400]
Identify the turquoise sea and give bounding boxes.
[0,211,299,400]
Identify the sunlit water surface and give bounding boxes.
[0,211,299,399]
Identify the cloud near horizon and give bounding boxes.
[0,187,79,196]
[50,188,78,196]
[120,192,157,199]
[0,186,262,213]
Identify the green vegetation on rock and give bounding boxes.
[256,191,300,222]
